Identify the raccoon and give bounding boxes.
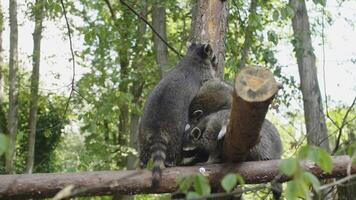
[188,79,233,126]
[138,43,217,187]
[183,109,283,199]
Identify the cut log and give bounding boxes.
[0,156,354,199]
[223,66,279,162]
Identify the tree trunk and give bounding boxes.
[0,1,4,104]
[26,0,44,174]
[289,0,330,151]
[0,1,6,168]
[6,0,19,174]
[190,0,228,79]
[152,2,169,77]
[238,0,258,69]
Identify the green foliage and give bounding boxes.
[280,145,333,199]
[221,173,245,193]
[0,134,8,156]
[178,174,211,198]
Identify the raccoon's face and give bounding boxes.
[187,43,218,70]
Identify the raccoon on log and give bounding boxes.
[138,43,217,187]
[183,109,283,199]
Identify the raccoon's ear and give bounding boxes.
[202,43,213,57]
[192,110,203,121]
[190,127,202,141]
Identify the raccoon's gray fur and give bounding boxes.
[188,79,233,126]
[138,43,216,187]
[183,109,283,199]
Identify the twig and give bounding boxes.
[318,174,356,191]
[117,0,182,57]
[60,0,76,119]
[332,96,356,154]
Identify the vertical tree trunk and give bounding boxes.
[0,1,4,104]
[290,0,331,199]
[26,0,44,174]
[6,0,19,174]
[238,0,257,69]
[190,0,228,79]
[0,1,6,168]
[152,2,169,77]
[289,0,330,151]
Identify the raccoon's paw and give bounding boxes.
[164,160,175,167]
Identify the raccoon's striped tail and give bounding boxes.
[151,140,167,188]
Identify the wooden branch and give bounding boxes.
[224,66,279,162]
[0,156,354,199]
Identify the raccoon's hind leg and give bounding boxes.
[139,145,150,168]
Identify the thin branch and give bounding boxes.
[60,0,76,120]
[332,96,356,154]
[318,174,356,191]
[105,0,182,57]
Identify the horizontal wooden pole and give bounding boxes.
[0,156,354,199]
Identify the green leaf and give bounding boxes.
[268,31,278,45]
[221,173,238,192]
[0,134,8,156]
[177,176,194,193]
[286,180,298,200]
[316,148,333,173]
[186,191,200,199]
[280,158,299,176]
[313,0,326,6]
[308,147,333,173]
[302,171,320,192]
[272,10,279,21]
[194,175,211,196]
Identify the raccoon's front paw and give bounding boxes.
[164,160,175,167]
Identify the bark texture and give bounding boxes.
[223,66,279,162]
[152,2,169,77]
[289,0,330,151]
[0,156,353,199]
[26,0,44,174]
[6,0,18,174]
[190,0,228,79]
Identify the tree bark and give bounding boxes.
[223,66,279,162]
[190,0,228,79]
[0,1,4,104]
[289,0,330,152]
[5,0,18,174]
[152,2,169,77]
[26,0,44,174]
[0,1,6,168]
[0,156,353,199]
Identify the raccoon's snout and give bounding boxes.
[190,127,202,141]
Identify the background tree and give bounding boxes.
[289,0,330,151]
[6,0,18,174]
[26,0,45,174]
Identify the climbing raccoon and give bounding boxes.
[138,43,217,187]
